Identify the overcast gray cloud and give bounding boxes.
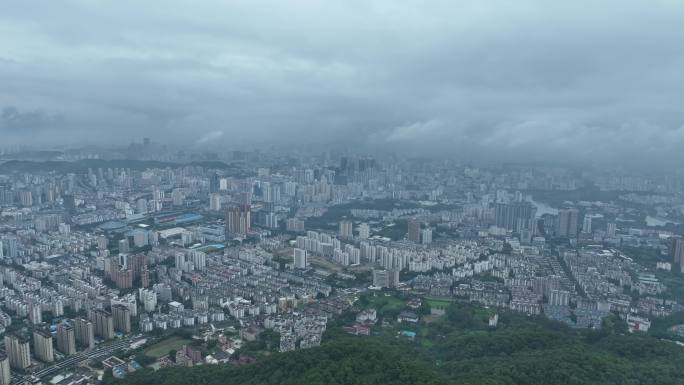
[1,0,684,164]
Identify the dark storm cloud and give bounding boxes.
[1,0,684,164]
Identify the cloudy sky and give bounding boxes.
[1,0,684,164]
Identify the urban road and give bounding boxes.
[10,336,145,385]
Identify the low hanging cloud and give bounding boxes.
[1,106,64,132]
[1,0,684,165]
[383,120,445,142]
[195,130,224,145]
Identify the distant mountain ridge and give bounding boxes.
[0,159,244,173]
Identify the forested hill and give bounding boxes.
[118,303,684,385]
[119,338,443,385]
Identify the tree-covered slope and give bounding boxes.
[119,338,444,385]
[119,302,684,385]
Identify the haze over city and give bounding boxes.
[2,1,684,164]
[2,2,684,385]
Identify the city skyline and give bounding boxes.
[2,2,684,385]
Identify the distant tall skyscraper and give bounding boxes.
[140,267,150,288]
[33,327,54,363]
[28,303,42,325]
[670,237,684,272]
[3,237,17,259]
[284,181,297,196]
[293,248,308,269]
[239,181,253,206]
[111,267,133,289]
[63,194,76,223]
[152,188,164,201]
[75,318,94,349]
[56,322,76,355]
[209,193,222,211]
[225,205,251,235]
[556,208,579,238]
[128,254,147,282]
[407,219,421,243]
[261,181,272,202]
[209,173,220,194]
[582,215,592,234]
[286,217,305,232]
[92,309,114,340]
[4,334,30,370]
[606,222,617,237]
[0,351,10,385]
[118,238,130,253]
[112,305,131,334]
[19,190,33,206]
[421,228,433,244]
[339,220,353,238]
[171,189,185,206]
[358,223,370,239]
[494,202,537,233]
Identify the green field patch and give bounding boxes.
[426,298,452,309]
[143,336,192,358]
[364,295,406,317]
